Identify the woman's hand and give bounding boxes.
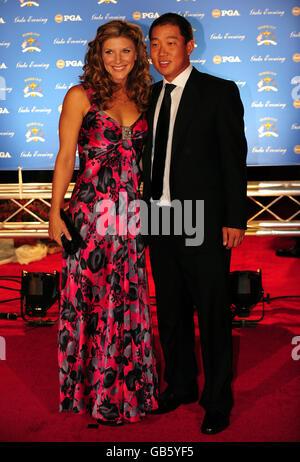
[48,85,89,248]
[48,210,72,248]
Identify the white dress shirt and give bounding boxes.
[151,64,193,205]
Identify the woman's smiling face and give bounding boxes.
[102,36,137,85]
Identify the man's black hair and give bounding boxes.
[149,13,194,44]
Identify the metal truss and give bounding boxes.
[0,183,72,238]
[0,181,299,238]
[246,181,300,235]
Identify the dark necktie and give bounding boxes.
[151,83,176,200]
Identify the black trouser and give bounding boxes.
[148,233,233,415]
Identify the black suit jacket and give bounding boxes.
[142,67,248,251]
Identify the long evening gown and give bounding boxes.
[57,87,158,424]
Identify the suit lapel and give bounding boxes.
[147,82,162,135]
[171,68,199,158]
[143,70,202,199]
[144,81,162,171]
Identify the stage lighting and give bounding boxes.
[229,269,269,327]
[20,271,60,326]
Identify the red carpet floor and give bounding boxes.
[0,236,299,444]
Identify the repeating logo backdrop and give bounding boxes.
[0,0,299,170]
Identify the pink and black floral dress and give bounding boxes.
[57,88,158,424]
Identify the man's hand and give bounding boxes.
[222,227,245,250]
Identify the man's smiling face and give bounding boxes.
[150,24,194,82]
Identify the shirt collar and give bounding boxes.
[163,64,193,89]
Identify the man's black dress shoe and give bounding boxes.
[201,411,230,435]
[96,419,124,427]
[152,388,198,415]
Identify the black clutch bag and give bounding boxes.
[60,209,84,255]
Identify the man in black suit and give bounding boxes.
[142,13,247,434]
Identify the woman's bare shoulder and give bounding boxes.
[65,84,87,100]
[63,84,90,112]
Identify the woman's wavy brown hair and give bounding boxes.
[80,20,152,112]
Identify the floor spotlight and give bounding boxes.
[20,271,60,326]
[229,269,269,327]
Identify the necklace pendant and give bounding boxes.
[122,126,131,140]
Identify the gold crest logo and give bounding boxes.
[21,33,41,52]
[25,122,45,142]
[19,0,39,7]
[24,78,43,97]
[98,0,118,4]
[258,118,279,138]
[257,26,277,46]
[257,72,278,92]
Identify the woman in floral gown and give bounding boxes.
[49,21,158,425]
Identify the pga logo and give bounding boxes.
[0,152,11,158]
[212,9,240,18]
[132,12,159,21]
[223,56,241,63]
[66,60,83,67]
[55,14,82,23]
[222,9,240,16]
[141,12,159,19]
[213,55,241,64]
[65,15,82,22]
[56,59,83,68]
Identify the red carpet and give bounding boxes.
[0,236,299,443]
